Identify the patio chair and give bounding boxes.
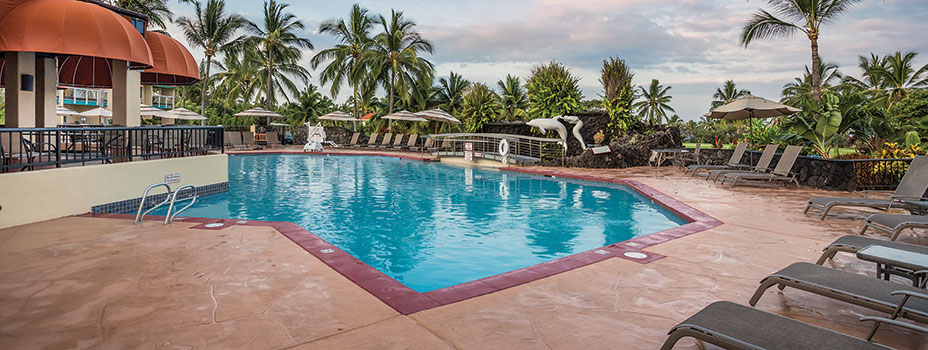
[266,131,282,148]
[860,214,928,241]
[748,262,928,324]
[376,133,393,149]
[1,131,34,172]
[707,144,778,181]
[228,132,248,150]
[816,235,928,265]
[661,301,897,350]
[361,133,380,149]
[346,133,360,148]
[242,132,258,150]
[676,143,701,167]
[399,133,418,150]
[686,142,749,176]
[805,156,928,220]
[719,145,802,187]
[410,137,432,152]
[384,134,404,149]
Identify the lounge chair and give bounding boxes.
[805,156,928,220]
[346,133,360,148]
[410,137,432,152]
[399,133,418,150]
[720,145,802,187]
[359,132,379,149]
[661,301,898,350]
[223,131,236,149]
[242,132,258,150]
[749,262,928,323]
[374,133,392,149]
[686,142,749,176]
[860,214,928,241]
[707,144,778,181]
[816,235,928,265]
[385,134,404,149]
[676,143,701,167]
[266,131,282,148]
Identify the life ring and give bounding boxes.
[498,139,510,156]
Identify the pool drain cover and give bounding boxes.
[623,252,648,259]
[204,223,224,228]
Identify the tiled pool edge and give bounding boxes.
[79,168,721,316]
[227,149,437,162]
[90,182,230,214]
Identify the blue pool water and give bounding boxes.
[151,154,685,292]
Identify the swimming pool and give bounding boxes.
[151,154,686,292]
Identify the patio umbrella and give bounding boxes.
[234,107,285,126]
[56,105,78,115]
[383,110,427,130]
[705,94,801,160]
[318,111,360,131]
[140,104,169,117]
[415,108,462,133]
[165,107,206,121]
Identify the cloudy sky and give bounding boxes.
[162,0,928,120]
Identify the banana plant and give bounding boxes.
[792,93,843,157]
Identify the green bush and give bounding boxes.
[526,61,582,120]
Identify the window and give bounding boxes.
[131,18,145,35]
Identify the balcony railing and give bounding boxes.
[61,87,109,107]
[0,126,224,173]
[152,94,174,109]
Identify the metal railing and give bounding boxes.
[0,126,224,173]
[152,94,174,109]
[427,133,565,166]
[61,87,109,107]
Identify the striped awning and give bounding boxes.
[233,107,285,119]
[415,108,461,124]
[318,111,358,122]
[383,110,427,122]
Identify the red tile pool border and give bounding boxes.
[81,160,722,315]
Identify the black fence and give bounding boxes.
[850,158,913,191]
[1,126,224,172]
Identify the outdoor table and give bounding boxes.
[649,149,689,167]
[857,245,928,287]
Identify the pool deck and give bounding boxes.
[3,150,928,349]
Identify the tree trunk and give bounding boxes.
[353,85,359,120]
[809,33,822,101]
[388,68,395,115]
[266,46,274,111]
[200,55,212,126]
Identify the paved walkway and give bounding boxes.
[1,160,927,349]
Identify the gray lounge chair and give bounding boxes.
[861,214,928,241]
[375,133,393,149]
[707,144,778,181]
[662,301,897,350]
[676,143,701,168]
[242,132,258,150]
[686,142,749,176]
[399,133,418,150]
[265,131,282,148]
[346,132,360,148]
[805,156,928,220]
[816,235,928,265]
[720,145,802,187]
[359,132,378,149]
[228,132,248,150]
[410,137,432,152]
[749,262,928,323]
[385,134,404,149]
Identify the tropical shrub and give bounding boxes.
[593,130,605,145]
[599,57,636,136]
[461,83,501,132]
[526,61,582,120]
[784,93,843,157]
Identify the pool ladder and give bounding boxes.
[134,182,198,224]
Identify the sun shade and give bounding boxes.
[705,94,801,120]
[165,107,206,120]
[383,110,427,122]
[234,107,284,118]
[318,111,359,122]
[415,108,462,124]
[0,0,153,68]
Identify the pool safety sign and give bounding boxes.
[464,142,473,161]
[164,173,181,184]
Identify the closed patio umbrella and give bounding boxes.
[415,108,462,133]
[234,107,285,126]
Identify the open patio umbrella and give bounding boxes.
[705,94,801,160]
[56,105,78,115]
[234,107,285,126]
[383,110,426,130]
[140,104,169,117]
[415,108,462,133]
[318,111,360,131]
[165,107,206,121]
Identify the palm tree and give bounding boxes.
[497,74,527,120]
[370,10,434,115]
[436,72,470,116]
[871,51,928,107]
[312,4,376,120]
[110,0,173,29]
[251,46,311,107]
[634,79,675,125]
[246,0,313,109]
[741,0,864,101]
[283,85,334,125]
[408,72,439,112]
[711,80,750,110]
[177,0,246,114]
[781,62,842,107]
[213,49,261,105]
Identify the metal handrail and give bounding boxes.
[135,182,172,224]
[164,184,197,224]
